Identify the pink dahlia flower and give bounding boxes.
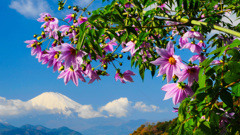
[189,54,206,63]
[83,64,101,84]
[151,41,185,83]
[197,40,206,48]
[58,68,86,86]
[115,70,135,83]
[161,83,194,105]
[182,31,205,40]
[102,38,118,52]
[54,43,87,70]
[121,41,138,56]
[25,40,41,56]
[177,65,200,86]
[74,17,88,26]
[65,14,75,22]
[181,42,202,54]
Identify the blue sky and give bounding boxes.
[0,0,182,123]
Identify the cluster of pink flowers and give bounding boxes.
[25,12,136,86]
[150,29,208,105]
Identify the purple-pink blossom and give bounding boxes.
[83,64,101,84]
[25,40,41,56]
[115,70,135,83]
[182,31,205,40]
[102,38,118,52]
[65,14,75,22]
[151,41,185,83]
[181,42,202,54]
[121,41,138,56]
[189,54,206,63]
[74,17,88,26]
[58,67,86,86]
[158,3,169,13]
[38,13,58,30]
[177,65,200,86]
[124,3,133,8]
[161,83,194,105]
[53,43,87,70]
[197,40,206,48]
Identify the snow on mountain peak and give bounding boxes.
[28,92,81,115]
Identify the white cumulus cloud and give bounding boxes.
[133,102,165,112]
[0,97,33,116]
[100,97,130,117]
[0,93,165,119]
[76,105,103,119]
[9,0,52,19]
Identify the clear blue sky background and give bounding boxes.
[0,0,201,122]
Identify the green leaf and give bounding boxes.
[196,93,207,102]
[177,124,184,135]
[194,86,211,96]
[198,120,212,135]
[208,46,226,55]
[224,71,240,84]
[227,48,240,59]
[201,57,215,67]
[228,61,240,73]
[139,64,145,81]
[220,89,233,108]
[125,26,138,36]
[77,23,88,50]
[88,15,100,22]
[198,68,206,88]
[232,84,240,96]
[229,39,240,48]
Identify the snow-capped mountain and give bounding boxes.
[27,92,103,118]
[27,92,102,118]
[28,92,81,116]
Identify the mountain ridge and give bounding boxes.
[0,122,82,135]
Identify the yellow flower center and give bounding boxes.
[71,14,75,18]
[177,83,185,90]
[69,67,74,71]
[168,57,176,65]
[31,43,36,47]
[58,66,64,71]
[54,54,59,59]
[44,17,49,22]
[79,17,83,21]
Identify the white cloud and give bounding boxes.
[133,102,165,112]
[0,97,33,116]
[76,105,103,119]
[0,93,165,119]
[9,0,52,19]
[99,97,130,117]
